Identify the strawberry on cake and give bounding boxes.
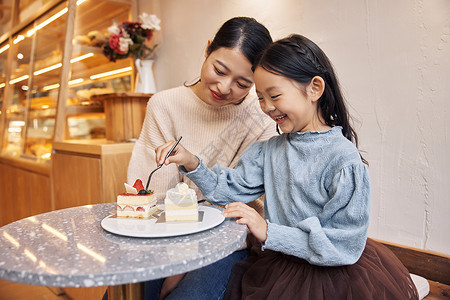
[117,179,157,218]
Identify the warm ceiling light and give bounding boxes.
[42,78,84,91]
[13,35,24,44]
[33,53,93,77]
[34,63,62,75]
[70,52,93,63]
[24,0,86,38]
[36,8,68,31]
[90,67,132,80]
[9,75,29,84]
[69,78,84,85]
[10,120,25,127]
[42,83,60,91]
[0,44,10,54]
[0,83,5,89]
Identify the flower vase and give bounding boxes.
[134,59,157,94]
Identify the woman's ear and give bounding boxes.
[308,76,325,102]
[204,40,212,58]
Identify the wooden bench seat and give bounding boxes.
[376,239,450,299]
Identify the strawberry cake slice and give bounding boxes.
[117,179,157,218]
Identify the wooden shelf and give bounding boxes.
[53,139,134,155]
[65,104,103,115]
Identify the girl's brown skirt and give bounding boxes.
[225,236,418,300]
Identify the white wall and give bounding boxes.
[139,0,450,255]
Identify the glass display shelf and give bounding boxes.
[0,0,134,164]
[2,23,33,159]
[0,41,7,117]
[69,0,133,101]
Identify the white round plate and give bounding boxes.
[101,206,225,238]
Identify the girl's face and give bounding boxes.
[193,46,254,107]
[254,66,328,133]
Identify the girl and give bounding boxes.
[128,17,276,300]
[156,34,418,299]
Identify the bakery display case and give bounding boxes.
[1,0,135,162]
[0,0,139,222]
[0,2,155,300]
[0,1,144,298]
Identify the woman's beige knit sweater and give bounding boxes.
[127,86,276,214]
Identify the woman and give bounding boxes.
[127,17,275,215]
[127,17,276,299]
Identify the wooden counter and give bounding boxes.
[52,139,135,209]
[0,156,51,227]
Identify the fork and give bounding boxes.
[145,136,182,190]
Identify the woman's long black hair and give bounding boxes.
[206,16,272,65]
[186,17,272,87]
[254,34,367,164]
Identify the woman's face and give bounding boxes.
[193,46,254,107]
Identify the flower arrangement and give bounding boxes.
[103,12,161,62]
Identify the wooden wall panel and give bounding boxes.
[28,172,51,216]
[101,151,133,203]
[0,164,15,226]
[11,168,30,222]
[52,152,101,209]
[0,162,51,226]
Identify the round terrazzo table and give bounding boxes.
[0,203,247,300]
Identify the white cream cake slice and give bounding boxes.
[164,182,198,222]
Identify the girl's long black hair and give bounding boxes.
[254,34,367,164]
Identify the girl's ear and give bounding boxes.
[204,40,212,58]
[308,76,325,102]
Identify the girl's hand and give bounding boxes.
[155,141,199,172]
[222,202,268,242]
